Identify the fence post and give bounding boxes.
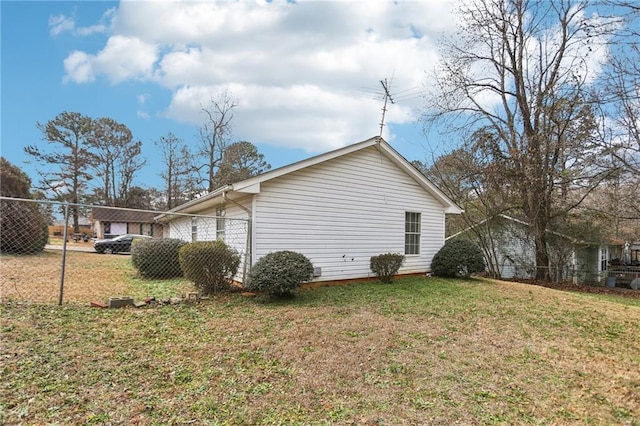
[58,203,70,305]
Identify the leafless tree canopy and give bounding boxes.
[197,90,237,192]
[423,0,621,280]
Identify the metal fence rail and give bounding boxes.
[0,197,250,306]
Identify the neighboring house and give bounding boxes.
[446,214,636,286]
[91,207,160,239]
[49,217,92,237]
[156,137,463,283]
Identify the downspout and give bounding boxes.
[223,191,253,284]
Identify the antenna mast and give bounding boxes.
[379,78,395,136]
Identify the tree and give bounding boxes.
[423,0,615,281]
[214,141,271,187]
[120,186,153,209]
[155,132,198,209]
[1,157,31,198]
[417,144,513,279]
[88,117,146,207]
[25,112,95,233]
[197,91,237,192]
[0,158,49,254]
[597,1,640,179]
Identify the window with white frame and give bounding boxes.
[600,247,608,273]
[216,207,225,241]
[405,212,421,255]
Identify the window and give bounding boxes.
[216,207,226,241]
[600,247,608,273]
[191,217,198,242]
[405,212,421,255]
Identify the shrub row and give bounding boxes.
[132,240,316,298]
[132,237,484,297]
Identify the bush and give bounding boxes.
[370,252,405,283]
[132,238,187,279]
[178,241,240,294]
[245,251,314,297]
[0,199,48,254]
[431,239,485,278]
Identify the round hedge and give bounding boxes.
[178,241,240,294]
[431,239,485,278]
[0,199,48,254]
[131,238,187,279]
[245,250,314,297]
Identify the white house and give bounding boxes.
[156,137,462,283]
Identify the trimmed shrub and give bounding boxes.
[370,252,405,283]
[0,199,48,254]
[431,239,485,278]
[245,250,314,297]
[178,241,240,294]
[132,238,187,279]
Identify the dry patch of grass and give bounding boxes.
[0,250,194,304]
[1,277,639,425]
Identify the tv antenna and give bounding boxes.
[379,78,395,136]
[354,76,421,137]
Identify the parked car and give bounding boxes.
[94,234,152,254]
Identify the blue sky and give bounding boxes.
[2,0,459,192]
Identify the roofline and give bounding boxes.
[158,136,463,216]
[446,214,595,245]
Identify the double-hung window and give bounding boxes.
[405,212,421,255]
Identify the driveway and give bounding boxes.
[45,244,97,253]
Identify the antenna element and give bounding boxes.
[379,78,395,136]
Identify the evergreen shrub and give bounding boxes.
[132,238,187,279]
[245,250,314,297]
[178,241,240,294]
[370,253,405,283]
[0,200,48,254]
[431,239,485,278]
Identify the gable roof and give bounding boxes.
[159,136,463,216]
[92,207,156,223]
[446,214,595,245]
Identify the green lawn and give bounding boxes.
[2,277,639,425]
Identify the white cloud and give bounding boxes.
[63,51,95,83]
[62,0,457,151]
[49,14,75,37]
[64,36,158,84]
[49,8,115,37]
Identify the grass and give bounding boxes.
[2,276,640,424]
[0,250,195,304]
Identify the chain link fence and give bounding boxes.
[486,262,640,288]
[0,197,250,306]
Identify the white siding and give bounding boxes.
[167,201,251,282]
[253,146,447,282]
[168,216,193,242]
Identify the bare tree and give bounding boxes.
[423,0,616,281]
[597,0,640,178]
[155,132,197,209]
[197,90,237,192]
